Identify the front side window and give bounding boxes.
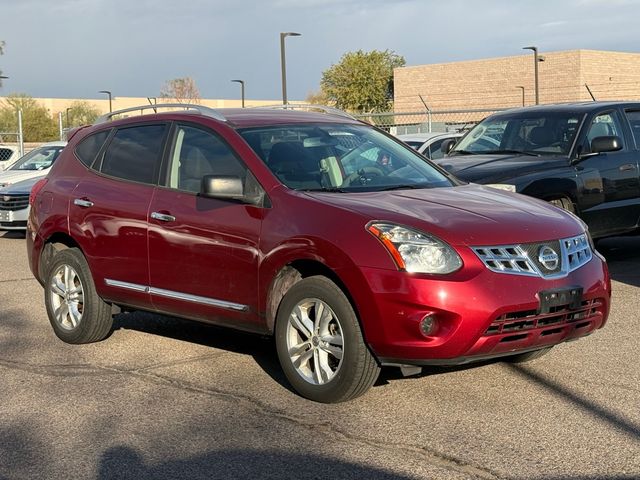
[10,145,65,171]
[167,125,248,194]
[586,112,624,148]
[453,112,583,156]
[100,124,167,184]
[239,124,453,192]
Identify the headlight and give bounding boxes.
[485,184,516,192]
[367,222,462,274]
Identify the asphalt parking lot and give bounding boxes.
[0,230,638,480]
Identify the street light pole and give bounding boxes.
[280,32,301,105]
[523,46,539,105]
[99,90,112,113]
[515,86,525,107]
[66,107,72,127]
[231,80,245,108]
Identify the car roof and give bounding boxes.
[38,141,68,147]
[398,132,462,142]
[493,101,640,117]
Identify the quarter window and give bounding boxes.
[168,125,247,193]
[101,125,167,184]
[75,130,110,168]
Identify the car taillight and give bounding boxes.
[29,178,49,206]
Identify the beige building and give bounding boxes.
[394,49,640,113]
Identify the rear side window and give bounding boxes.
[624,110,640,148]
[75,130,110,167]
[101,125,166,184]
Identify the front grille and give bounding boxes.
[485,298,603,336]
[473,234,592,279]
[0,194,29,211]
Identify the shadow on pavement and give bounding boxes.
[596,236,640,287]
[97,446,414,480]
[0,230,26,240]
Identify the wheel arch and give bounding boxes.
[38,232,83,284]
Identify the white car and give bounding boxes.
[0,145,21,172]
[0,141,67,188]
[397,132,463,160]
[0,175,46,230]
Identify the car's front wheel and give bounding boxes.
[275,276,380,403]
[44,248,113,344]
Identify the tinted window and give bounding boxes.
[167,125,247,193]
[101,125,166,184]
[75,130,110,167]
[624,110,640,148]
[585,111,624,152]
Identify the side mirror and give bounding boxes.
[440,138,457,155]
[201,175,245,201]
[591,135,623,154]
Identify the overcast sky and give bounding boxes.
[1,0,639,102]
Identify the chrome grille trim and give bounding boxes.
[473,234,592,279]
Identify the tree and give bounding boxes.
[0,94,58,142]
[305,89,331,105]
[65,100,101,127]
[319,50,405,113]
[160,77,201,104]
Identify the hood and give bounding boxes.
[436,153,568,183]
[0,168,51,188]
[0,175,46,195]
[304,184,584,246]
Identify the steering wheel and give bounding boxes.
[342,166,385,186]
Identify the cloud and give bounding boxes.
[540,20,569,28]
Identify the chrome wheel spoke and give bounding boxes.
[54,303,69,324]
[51,278,66,299]
[293,348,314,369]
[68,303,82,328]
[315,349,334,384]
[320,334,343,347]
[316,301,332,334]
[289,341,311,357]
[63,265,74,291]
[291,306,313,339]
[319,342,343,360]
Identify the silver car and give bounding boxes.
[0,175,45,230]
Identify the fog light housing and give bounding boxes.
[419,314,437,336]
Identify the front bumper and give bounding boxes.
[356,251,611,366]
[0,207,29,230]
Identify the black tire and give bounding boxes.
[548,197,575,214]
[504,346,552,364]
[44,248,113,344]
[275,276,380,403]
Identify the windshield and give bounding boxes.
[10,145,65,171]
[452,111,584,157]
[239,124,453,192]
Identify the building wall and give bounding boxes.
[394,49,640,113]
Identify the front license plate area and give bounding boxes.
[538,286,583,314]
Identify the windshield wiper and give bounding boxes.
[380,184,424,191]
[449,149,479,156]
[481,149,540,157]
[300,187,348,193]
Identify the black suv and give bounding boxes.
[440,102,640,239]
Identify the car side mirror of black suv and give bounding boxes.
[201,175,245,201]
[440,138,457,155]
[591,135,623,154]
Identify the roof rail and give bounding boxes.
[258,104,357,121]
[94,103,227,124]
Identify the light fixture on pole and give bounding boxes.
[280,32,301,105]
[231,80,245,108]
[515,86,525,107]
[522,46,540,105]
[99,90,113,113]
[66,107,72,127]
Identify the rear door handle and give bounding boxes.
[619,163,636,172]
[73,198,94,208]
[150,211,176,222]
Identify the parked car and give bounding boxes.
[0,175,45,230]
[438,102,640,239]
[0,141,67,188]
[0,145,20,172]
[27,104,610,403]
[397,132,463,160]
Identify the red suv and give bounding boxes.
[26,104,611,403]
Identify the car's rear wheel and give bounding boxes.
[504,346,552,363]
[275,276,380,403]
[45,248,113,344]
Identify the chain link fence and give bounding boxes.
[355,108,508,135]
